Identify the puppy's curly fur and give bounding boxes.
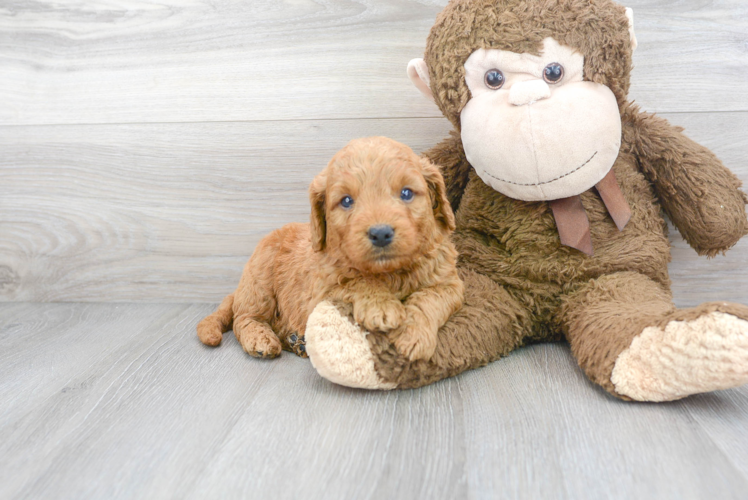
[197,137,464,361]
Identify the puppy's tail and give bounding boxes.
[197,293,235,346]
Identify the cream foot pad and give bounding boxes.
[305,301,396,390]
[612,311,748,401]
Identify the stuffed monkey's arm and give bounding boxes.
[422,130,473,214]
[624,105,748,256]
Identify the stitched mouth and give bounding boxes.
[481,151,598,187]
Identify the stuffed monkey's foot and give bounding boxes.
[611,311,748,402]
[305,301,396,389]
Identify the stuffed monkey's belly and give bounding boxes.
[453,157,671,287]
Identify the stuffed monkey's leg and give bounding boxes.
[561,272,748,401]
[305,269,533,389]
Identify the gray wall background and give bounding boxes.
[1,0,746,304]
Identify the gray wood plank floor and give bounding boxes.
[2,302,748,500]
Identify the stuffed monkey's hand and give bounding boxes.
[626,107,748,256]
[389,305,438,361]
[352,296,406,333]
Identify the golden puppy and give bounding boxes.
[197,136,463,361]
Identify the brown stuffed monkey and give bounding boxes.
[303,0,748,401]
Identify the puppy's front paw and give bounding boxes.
[354,298,406,332]
[390,322,438,361]
[389,306,438,361]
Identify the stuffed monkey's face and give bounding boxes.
[460,38,621,201]
[459,38,622,201]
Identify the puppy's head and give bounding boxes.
[309,137,455,274]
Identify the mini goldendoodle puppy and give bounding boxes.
[197,136,464,361]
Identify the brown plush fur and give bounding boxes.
[360,0,748,396]
[197,137,464,361]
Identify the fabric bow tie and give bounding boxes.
[548,170,631,255]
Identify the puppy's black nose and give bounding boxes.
[368,225,395,247]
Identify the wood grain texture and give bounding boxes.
[1,303,747,499]
[1,113,746,303]
[459,344,748,500]
[1,0,747,127]
[0,117,453,301]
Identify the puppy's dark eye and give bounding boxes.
[340,196,354,209]
[543,63,564,83]
[484,69,505,90]
[400,188,414,202]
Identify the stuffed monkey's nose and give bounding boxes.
[508,80,551,106]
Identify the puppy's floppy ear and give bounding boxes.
[420,157,456,232]
[309,172,327,252]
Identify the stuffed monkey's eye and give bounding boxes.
[340,196,354,209]
[484,69,505,90]
[400,188,414,202]
[543,63,564,83]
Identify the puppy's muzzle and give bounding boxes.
[368,225,395,248]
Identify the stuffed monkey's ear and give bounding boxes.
[407,58,435,102]
[420,158,456,232]
[309,173,327,252]
[625,8,638,53]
